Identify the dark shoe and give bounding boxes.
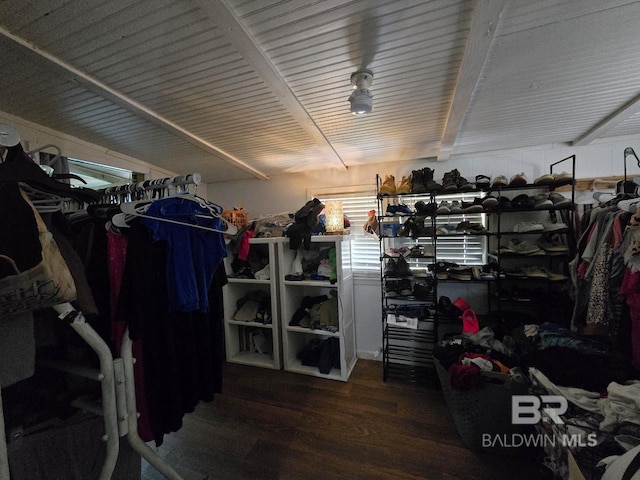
[441,169,460,192]
[384,280,399,297]
[415,200,436,216]
[511,194,535,210]
[423,167,443,192]
[397,279,413,296]
[413,279,434,300]
[383,258,398,277]
[410,169,427,194]
[509,172,528,187]
[462,198,484,213]
[475,174,491,189]
[457,175,474,190]
[395,256,413,277]
[397,217,415,237]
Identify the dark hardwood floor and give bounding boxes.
[141,360,543,480]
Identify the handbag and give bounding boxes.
[0,191,76,318]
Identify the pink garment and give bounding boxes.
[107,227,153,442]
[237,229,255,261]
[619,269,640,372]
[461,308,480,333]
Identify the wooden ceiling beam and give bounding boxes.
[572,92,640,146]
[437,0,507,161]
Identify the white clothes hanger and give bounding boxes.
[118,196,238,235]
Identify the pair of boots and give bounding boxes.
[452,297,479,333]
[441,169,473,192]
[411,167,442,194]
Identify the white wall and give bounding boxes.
[208,134,640,359]
[4,111,639,360]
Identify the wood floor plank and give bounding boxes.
[142,360,544,480]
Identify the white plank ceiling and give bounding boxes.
[1,0,639,183]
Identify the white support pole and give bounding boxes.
[120,328,183,480]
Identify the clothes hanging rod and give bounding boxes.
[98,173,201,196]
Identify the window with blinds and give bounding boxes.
[314,188,487,278]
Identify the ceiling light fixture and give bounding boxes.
[348,70,373,115]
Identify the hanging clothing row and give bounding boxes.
[570,189,640,374]
[0,135,231,479]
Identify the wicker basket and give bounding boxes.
[435,360,531,455]
[222,209,248,230]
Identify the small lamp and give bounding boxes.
[324,200,344,235]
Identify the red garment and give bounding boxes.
[448,363,482,390]
[237,229,255,261]
[107,227,153,442]
[619,269,640,372]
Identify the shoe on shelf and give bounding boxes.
[384,247,400,257]
[379,174,397,195]
[533,193,553,209]
[497,196,512,211]
[448,266,472,281]
[549,192,572,208]
[537,233,569,253]
[542,221,568,232]
[508,238,542,254]
[462,198,484,213]
[397,279,413,296]
[457,175,474,190]
[449,200,463,213]
[540,267,569,281]
[384,280,399,297]
[521,265,548,278]
[396,175,411,194]
[533,172,555,185]
[511,194,535,209]
[410,169,427,194]
[415,200,436,215]
[513,221,544,233]
[413,281,433,300]
[441,169,461,192]
[394,256,413,277]
[436,201,451,215]
[408,245,425,257]
[552,172,573,186]
[491,175,509,187]
[509,172,528,187]
[475,174,491,189]
[481,194,499,210]
[383,258,398,277]
[397,218,415,237]
[424,167,443,192]
[386,203,413,216]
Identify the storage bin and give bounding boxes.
[435,360,532,455]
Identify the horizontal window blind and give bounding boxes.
[315,189,488,276]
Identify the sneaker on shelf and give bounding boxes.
[408,245,425,257]
[511,194,535,210]
[549,192,572,208]
[521,265,548,278]
[379,174,397,195]
[508,238,542,255]
[254,264,270,280]
[395,256,413,277]
[509,172,528,187]
[497,196,512,211]
[397,218,415,237]
[448,266,472,281]
[542,221,568,232]
[395,203,413,215]
[481,194,499,210]
[504,267,527,278]
[491,175,509,187]
[541,268,569,281]
[431,261,451,280]
[472,266,482,280]
[383,258,398,277]
[397,279,413,296]
[537,233,569,253]
[384,280,399,297]
[396,175,411,194]
[415,200,436,216]
[449,200,463,214]
[513,221,544,233]
[475,174,491,189]
[436,201,451,215]
[552,172,573,186]
[462,198,484,213]
[533,193,553,209]
[384,247,400,257]
[533,173,555,185]
[413,281,433,300]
